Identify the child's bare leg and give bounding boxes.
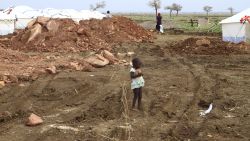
[138,87,142,110]
[132,88,139,109]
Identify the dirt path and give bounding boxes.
[0,35,250,141]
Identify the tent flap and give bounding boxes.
[220,8,250,24]
[0,20,15,35]
[223,36,245,43]
[246,24,250,44]
[0,5,107,35]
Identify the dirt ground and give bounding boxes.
[0,34,250,141]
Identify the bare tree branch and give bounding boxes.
[90,1,106,11]
[148,0,161,18]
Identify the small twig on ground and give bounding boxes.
[110,71,117,80]
[74,89,78,94]
[121,82,133,141]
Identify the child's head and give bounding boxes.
[132,58,142,69]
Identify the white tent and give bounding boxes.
[3,5,40,29]
[0,12,15,35]
[0,5,107,35]
[220,8,250,43]
[80,10,106,20]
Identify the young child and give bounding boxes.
[130,58,145,110]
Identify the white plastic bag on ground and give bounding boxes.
[160,25,164,33]
[200,103,213,116]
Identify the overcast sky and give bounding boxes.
[0,0,248,13]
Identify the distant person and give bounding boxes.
[156,13,162,32]
[130,58,145,111]
[190,19,194,27]
[106,10,112,18]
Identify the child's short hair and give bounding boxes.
[132,58,142,69]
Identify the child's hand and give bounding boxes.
[136,69,142,74]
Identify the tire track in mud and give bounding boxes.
[166,53,219,139]
[117,48,211,140]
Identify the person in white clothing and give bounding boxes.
[106,10,112,18]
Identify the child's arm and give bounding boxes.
[130,69,143,79]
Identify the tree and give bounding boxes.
[90,1,106,11]
[203,6,213,17]
[228,7,234,15]
[165,3,182,17]
[165,6,174,17]
[148,0,161,19]
[172,3,182,16]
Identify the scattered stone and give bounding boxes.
[0,81,5,89]
[0,38,9,41]
[26,113,43,126]
[123,62,130,66]
[119,60,128,66]
[0,111,11,117]
[117,53,127,59]
[27,19,36,29]
[67,26,77,32]
[84,54,109,68]
[96,54,110,64]
[46,66,57,74]
[19,84,26,87]
[196,39,211,47]
[36,16,50,25]
[27,23,42,43]
[167,120,178,123]
[102,50,119,64]
[169,85,177,89]
[207,134,213,138]
[127,52,135,57]
[70,62,83,71]
[5,75,19,83]
[120,60,127,63]
[31,74,39,81]
[77,28,89,36]
[81,61,95,72]
[34,69,47,74]
[46,20,60,33]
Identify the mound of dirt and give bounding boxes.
[4,16,152,53]
[171,37,250,55]
[0,46,28,62]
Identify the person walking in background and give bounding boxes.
[106,10,112,18]
[156,13,162,32]
[130,58,145,111]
